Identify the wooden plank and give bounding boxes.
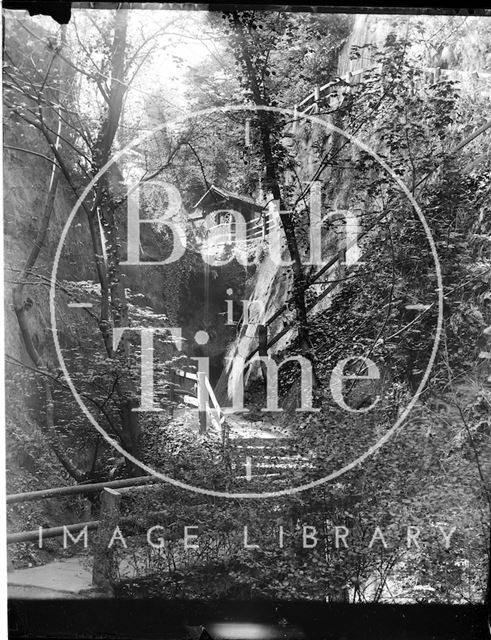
[247,221,262,231]
[204,375,225,436]
[182,394,198,407]
[297,90,315,108]
[248,230,263,240]
[175,368,197,381]
[197,372,207,434]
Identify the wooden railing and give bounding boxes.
[293,66,372,117]
[7,477,216,592]
[172,367,228,443]
[6,475,160,505]
[201,211,281,250]
[292,65,491,120]
[6,479,162,592]
[6,362,230,589]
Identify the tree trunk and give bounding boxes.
[89,9,141,474]
[229,11,312,354]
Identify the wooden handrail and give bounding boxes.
[173,367,227,440]
[293,64,490,122]
[174,368,197,381]
[7,475,160,504]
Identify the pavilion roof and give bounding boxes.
[192,184,263,213]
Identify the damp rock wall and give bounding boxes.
[219,13,491,405]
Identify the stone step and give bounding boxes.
[230,446,308,455]
[234,467,314,476]
[232,459,312,467]
[231,453,309,461]
[232,450,305,459]
[229,436,295,445]
[235,473,282,481]
[231,458,314,474]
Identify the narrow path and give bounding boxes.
[226,413,291,440]
[8,557,97,598]
[225,414,313,479]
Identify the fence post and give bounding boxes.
[197,371,207,434]
[92,488,122,593]
[245,118,251,147]
[168,369,176,415]
[314,85,320,112]
[7,551,14,573]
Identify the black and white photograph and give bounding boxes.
[3,2,491,638]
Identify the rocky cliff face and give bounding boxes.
[219,13,491,405]
[219,15,377,402]
[4,67,101,552]
[4,145,96,361]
